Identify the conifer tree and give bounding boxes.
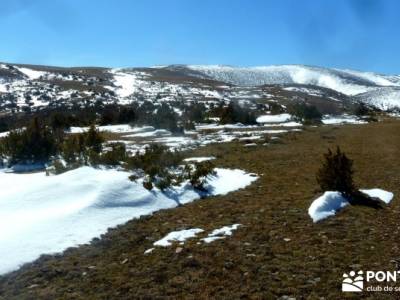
[316,146,355,196]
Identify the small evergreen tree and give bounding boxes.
[316,146,355,196]
[316,147,384,208]
[84,125,104,153]
[61,134,85,164]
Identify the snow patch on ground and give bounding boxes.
[0,131,9,138]
[266,121,303,127]
[0,166,257,275]
[125,129,171,138]
[361,189,394,204]
[183,156,216,163]
[202,224,241,243]
[196,123,258,130]
[308,192,349,222]
[206,168,258,195]
[92,124,134,133]
[256,113,292,123]
[69,124,153,134]
[144,248,155,254]
[150,223,242,250]
[322,115,367,125]
[154,228,204,247]
[308,189,394,222]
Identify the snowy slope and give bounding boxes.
[15,67,47,80]
[354,87,400,111]
[0,166,257,275]
[1,62,400,113]
[108,69,145,98]
[183,65,400,96]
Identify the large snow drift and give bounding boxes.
[308,189,394,222]
[0,167,258,275]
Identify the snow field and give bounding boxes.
[308,189,394,222]
[0,167,258,275]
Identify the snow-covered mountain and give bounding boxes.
[354,87,400,111]
[177,64,400,96]
[1,62,400,114]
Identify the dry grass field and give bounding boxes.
[1,119,400,299]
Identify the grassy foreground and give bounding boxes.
[1,120,400,299]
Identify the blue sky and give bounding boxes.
[0,0,399,73]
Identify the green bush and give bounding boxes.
[317,147,385,208]
[49,112,71,131]
[183,103,207,124]
[126,145,216,192]
[352,103,378,122]
[98,143,126,166]
[289,103,322,125]
[87,149,101,165]
[61,134,85,164]
[316,147,355,196]
[85,125,104,153]
[186,161,216,190]
[0,117,57,164]
[126,144,182,175]
[60,125,105,166]
[126,144,182,190]
[218,102,257,125]
[154,173,174,191]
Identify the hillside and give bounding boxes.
[1,61,400,299]
[1,119,399,299]
[1,63,400,123]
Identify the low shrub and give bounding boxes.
[126,144,216,191]
[98,143,126,166]
[316,146,355,196]
[186,161,216,190]
[60,125,104,166]
[316,146,384,208]
[0,117,57,164]
[142,178,154,191]
[126,144,182,174]
[216,102,257,125]
[289,103,322,125]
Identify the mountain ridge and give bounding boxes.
[1,62,400,114]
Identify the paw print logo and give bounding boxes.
[342,270,364,292]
